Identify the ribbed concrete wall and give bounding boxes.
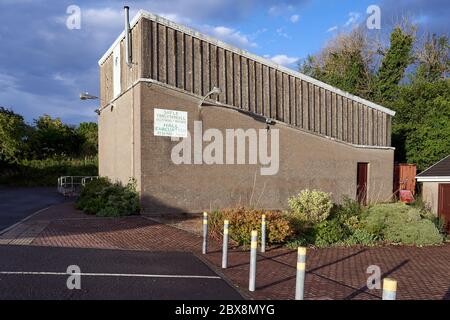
[100,12,393,147]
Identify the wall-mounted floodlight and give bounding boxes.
[79,92,99,100]
[198,87,221,109]
[197,87,221,120]
[79,92,102,115]
[265,118,275,125]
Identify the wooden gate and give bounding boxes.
[438,184,450,233]
[393,164,416,196]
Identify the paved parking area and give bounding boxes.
[1,202,449,300]
[0,245,242,300]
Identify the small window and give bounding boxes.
[113,44,121,98]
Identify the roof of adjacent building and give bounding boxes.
[417,154,450,178]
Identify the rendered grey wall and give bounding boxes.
[421,182,439,215]
[139,83,394,214]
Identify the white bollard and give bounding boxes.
[202,212,208,254]
[222,220,229,268]
[382,278,397,300]
[295,247,307,300]
[261,214,266,253]
[249,230,258,291]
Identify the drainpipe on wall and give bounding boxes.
[124,6,132,67]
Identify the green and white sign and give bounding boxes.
[154,108,188,138]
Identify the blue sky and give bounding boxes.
[0,0,448,125]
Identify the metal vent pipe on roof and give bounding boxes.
[124,6,132,67]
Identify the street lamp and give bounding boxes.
[79,92,102,115]
[198,87,221,120]
[79,92,99,100]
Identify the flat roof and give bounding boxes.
[98,9,396,117]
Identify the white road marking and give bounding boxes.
[0,271,221,280]
[0,206,51,236]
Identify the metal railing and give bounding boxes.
[57,176,99,196]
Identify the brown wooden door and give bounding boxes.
[438,184,450,232]
[357,163,368,205]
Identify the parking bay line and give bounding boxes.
[0,271,221,280]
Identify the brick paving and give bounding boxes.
[2,203,449,300]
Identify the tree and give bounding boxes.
[391,79,450,170]
[299,28,373,98]
[27,115,82,159]
[0,107,30,163]
[76,122,98,157]
[415,34,450,82]
[373,27,415,104]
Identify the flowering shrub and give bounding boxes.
[208,208,293,246]
[288,189,333,224]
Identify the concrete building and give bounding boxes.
[97,9,395,214]
[416,155,450,230]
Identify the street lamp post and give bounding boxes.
[198,87,221,120]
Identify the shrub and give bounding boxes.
[76,178,140,217]
[285,237,309,249]
[343,228,378,246]
[312,219,350,247]
[209,208,293,246]
[75,177,110,213]
[331,196,364,224]
[384,219,443,245]
[207,209,224,240]
[363,203,443,246]
[431,217,447,235]
[288,189,333,224]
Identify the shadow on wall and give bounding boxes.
[139,172,279,214]
[444,287,450,300]
[140,193,190,216]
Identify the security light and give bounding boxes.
[210,87,221,95]
[198,87,221,108]
[197,87,222,120]
[265,117,274,125]
[79,92,99,100]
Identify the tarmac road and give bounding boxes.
[0,187,66,232]
[0,245,243,300]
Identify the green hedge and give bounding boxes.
[0,157,98,186]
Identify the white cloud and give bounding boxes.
[327,25,338,32]
[268,4,295,16]
[203,25,257,48]
[267,54,299,66]
[344,12,361,27]
[276,27,291,39]
[290,14,300,23]
[159,13,192,25]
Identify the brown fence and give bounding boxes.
[393,164,417,196]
